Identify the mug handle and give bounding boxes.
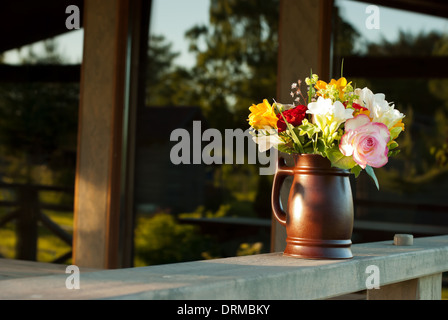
[271,156,294,227]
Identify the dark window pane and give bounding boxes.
[133,0,279,266]
[332,0,448,242]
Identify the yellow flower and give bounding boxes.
[392,119,405,131]
[315,80,328,91]
[248,99,278,130]
[329,77,351,100]
[315,77,351,100]
[354,108,371,118]
[314,80,329,98]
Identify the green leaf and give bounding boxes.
[276,143,295,154]
[298,120,320,138]
[389,127,403,141]
[350,165,362,178]
[388,141,399,150]
[326,146,357,170]
[308,69,315,104]
[365,165,380,190]
[316,140,326,156]
[388,149,401,157]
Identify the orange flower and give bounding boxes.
[315,80,328,91]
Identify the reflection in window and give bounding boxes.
[0,30,83,263]
[332,0,448,242]
[133,0,280,266]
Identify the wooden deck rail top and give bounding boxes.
[1,235,447,300]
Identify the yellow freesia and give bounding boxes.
[330,77,351,100]
[315,77,351,100]
[248,99,278,130]
[315,80,328,92]
[392,119,405,131]
[354,108,371,118]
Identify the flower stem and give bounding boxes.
[274,101,305,153]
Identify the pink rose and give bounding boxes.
[339,114,390,169]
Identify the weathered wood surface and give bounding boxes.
[0,258,98,281]
[0,235,447,300]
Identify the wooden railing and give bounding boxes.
[0,235,447,300]
[0,183,74,263]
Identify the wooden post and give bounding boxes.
[273,0,333,253]
[367,274,442,300]
[73,0,135,269]
[15,185,39,261]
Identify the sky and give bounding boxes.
[2,0,448,66]
[336,0,448,45]
[149,0,210,67]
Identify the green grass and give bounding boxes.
[0,226,16,258]
[0,210,73,263]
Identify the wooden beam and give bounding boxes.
[273,0,333,253]
[118,0,151,268]
[0,0,84,53]
[367,274,442,300]
[318,0,334,81]
[0,64,81,83]
[276,0,319,103]
[342,56,448,78]
[73,0,131,269]
[355,0,448,19]
[73,0,149,269]
[104,0,130,270]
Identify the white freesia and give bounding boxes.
[355,87,405,128]
[382,108,405,129]
[370,99,404,128]
[250,128,283,153]
[306,97,354,130]
[354,87,377,110]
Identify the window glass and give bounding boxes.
[332,0,448,242]
[0,29,83,263]
[133,0,279,266]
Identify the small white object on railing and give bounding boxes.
[394,234,413,246]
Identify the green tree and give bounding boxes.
[0,39,78,186]
[185,0,280,131]
[183,0,281,214]
[366,30,443,56]
[146,34,198,107]
[362,31,448,188]
[143,1,282,216]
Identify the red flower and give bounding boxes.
[343,101,368,111]
[352,102,368,111]
[277,105,307,132]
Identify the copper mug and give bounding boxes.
[271,154,354,259]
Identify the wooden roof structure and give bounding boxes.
[0,0,84,53]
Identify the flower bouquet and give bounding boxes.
[248,73,405,189]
